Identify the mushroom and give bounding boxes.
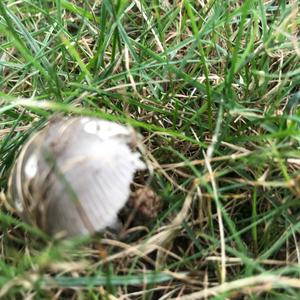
[8,116,147,237]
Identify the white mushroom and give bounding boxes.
[8,117,147,237]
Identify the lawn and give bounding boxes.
[0,0,300,299]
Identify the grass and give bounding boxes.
[0,0,300,298]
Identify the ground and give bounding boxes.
[0,0,300,299]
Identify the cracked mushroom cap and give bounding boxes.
[8,117,146,237]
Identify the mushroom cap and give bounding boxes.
[8,117,146,237]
